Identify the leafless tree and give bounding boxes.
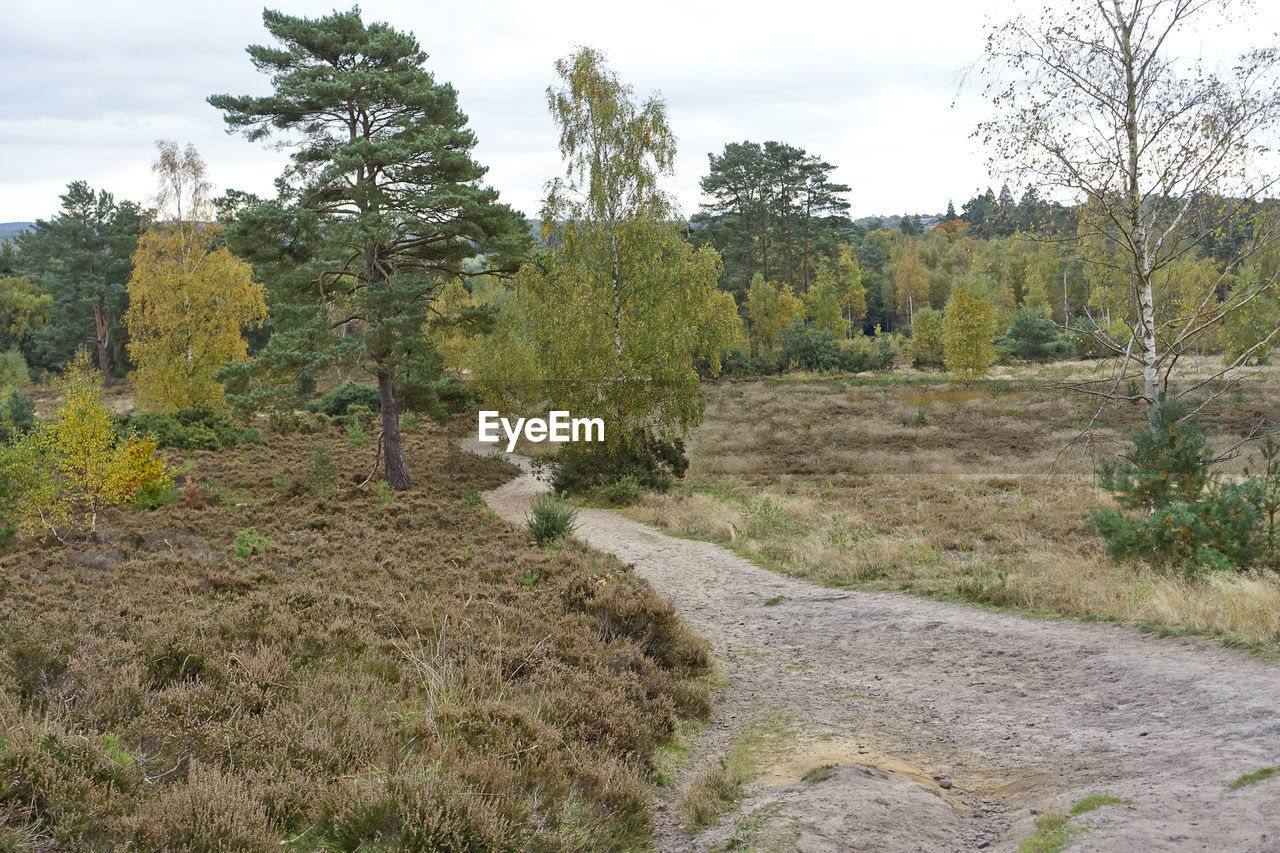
[979,0,1280,418]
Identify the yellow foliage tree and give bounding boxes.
[126,223,267,412]
[6,354,170,539]
[803,273,845,339]
[892,240,929,323]
[426,277,480,373]
[1153,256,1224,354]
[746,274,802,356]
[943,275,998,382]
[125,141,268,413]
[835,247,867,335]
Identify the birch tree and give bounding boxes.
[510,47,738,454]
[979,0,1280,413]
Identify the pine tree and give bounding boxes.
[210,8,528,489]
[18,183,142,378]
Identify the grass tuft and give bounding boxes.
[800,763,837,783]
[1229,766,1279,789]
[1019,793,1134,853]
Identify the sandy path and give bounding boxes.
[462,440,1280,852]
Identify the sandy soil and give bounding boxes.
[462,439,1280,852]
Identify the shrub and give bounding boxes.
[1090,400,1263,572]
[752,352,782,375]
[836,329,897,373]
[999,308,1071,361]
[906,308,945,369]
[267,409,303,435]
[121,409,257,451]
[267,409,325,435]
[597,474,644,507]
[346,420,368,446]
[0,389,35,443]
[874,327,900,369]
[0,349,30,388]
[304,449,338,496]
[720,348,755,378]
[181,482,207,510]
[551,433,687,496]
[345,403,376,433]
[401,410,420,431]
[130,479,179,511]
[234,527,274,558]
[310,382,381,416]
[344,404,372,446]
[526,493,578,545]
[778,317,842,372]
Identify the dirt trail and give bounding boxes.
[462,440,1280,852]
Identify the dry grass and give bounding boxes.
[627,368,1280,652]
[0,421,711,851]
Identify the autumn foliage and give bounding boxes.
[125,222,266,413]
[943,275,998,382]
[3,354,170,539]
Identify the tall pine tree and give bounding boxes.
[18,182,142,378]
[210,7,528,489]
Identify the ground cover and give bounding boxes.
[625,362,1280,652]
[0,419,711,851]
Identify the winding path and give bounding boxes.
[463,440,1280,852]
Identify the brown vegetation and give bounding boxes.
[626,366,1280,651]
[0,420,710,851]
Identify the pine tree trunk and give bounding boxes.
[377,370,412,491]
[92,300,110,382]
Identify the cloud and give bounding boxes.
[2,0,1276,222]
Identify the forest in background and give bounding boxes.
[1,0,1279,564]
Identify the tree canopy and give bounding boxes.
[125,143,267,413]
[17,182,142,378]
[979,0,1280,409]
[694,140,851,301]
[478,47,738,466]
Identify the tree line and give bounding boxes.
[2,0,1280,565]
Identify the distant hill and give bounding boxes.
[0,222,32,240]
[854,213,946,231]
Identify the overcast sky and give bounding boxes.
[2,0,1277,224]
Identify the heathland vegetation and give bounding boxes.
[2,0,1280,847]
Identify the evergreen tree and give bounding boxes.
[695,140,850,298]
[960,188,997,234]
[18,182,142,378]
[210,8,528,489]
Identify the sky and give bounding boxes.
[2,0,1278,225]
